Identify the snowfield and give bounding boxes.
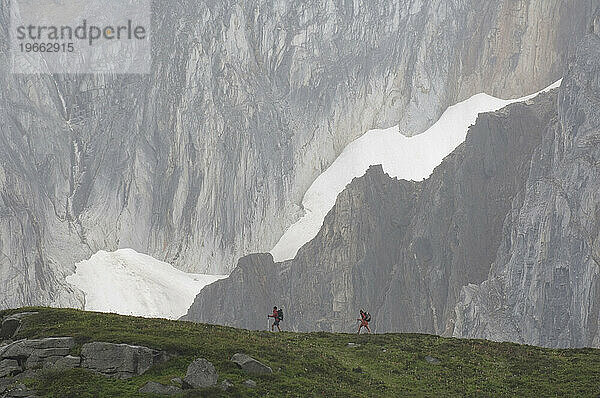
[270,80,562,262]
[66,249,227,319]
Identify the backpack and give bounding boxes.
[364,312,371,322]
[277,309,283,321]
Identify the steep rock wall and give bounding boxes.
[0,0,596,308]
[453,30,600,348]
[185,91,558,336]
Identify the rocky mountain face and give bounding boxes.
[0,0,597,309]
[188,25,600,348]
[185,89,558,335]
[453,29,600,348]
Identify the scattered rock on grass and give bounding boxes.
[243,379,257,388]
[425,355,440,364]
[220,379,234,391]
[1,338,74,360]
[231,353,272,375]
[183,358,218,389]
[0,313,38,341]
[81,342,167,379]
[0,320,21,341]
[25,349,74,369]
[346,343,360,348]
[139,381,183,396]
[4,382,36,397]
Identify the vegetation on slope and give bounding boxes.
[1,307,599,397]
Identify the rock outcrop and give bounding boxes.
[220,379,234,391]
[230,353,272,376]
[1,0,598,310]
[453,30,600,348]
[0,337,78,382]
[0,322,19,342]
[186,90,558,335]
[0,337,172,396]
[182,358,218,389]
[1,382,37,398]
[1,338,75,362]
[80,342,168,379]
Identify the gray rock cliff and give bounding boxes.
[0,0,597,309]
[453,29,600,348]
[185,90,559,335]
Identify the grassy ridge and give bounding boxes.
[1,307,599,397]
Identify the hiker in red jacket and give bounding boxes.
[357,310,371,334]
[268,306,282,332]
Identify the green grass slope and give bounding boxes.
[1,307,599,397]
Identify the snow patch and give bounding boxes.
[66,249,227,319]
[271,80,562,262]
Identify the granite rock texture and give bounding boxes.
[230,353,272,375]
[182,358,218,389]
[80,342,168,379]
[185,89,558,336]
[453,30,600,348]
[0,0,597,309]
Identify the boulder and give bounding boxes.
[1,343,34,360]
[182,358,218,389]
[425,355,440,364]
[230,353,272,375]
[0,319,21,341]
[243,379,257,388]
[4,382,36,397]
[25,348,73,369]
[1,338,74,360]
[220,379,234,391]
[0,359,20,378]
[25,337,73,350]
[44,355,80,371]
[12,369,40,381]
[0,313,38,341]
[139,381,183,395]
[31,348,71,358]
[81,342,167,379]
